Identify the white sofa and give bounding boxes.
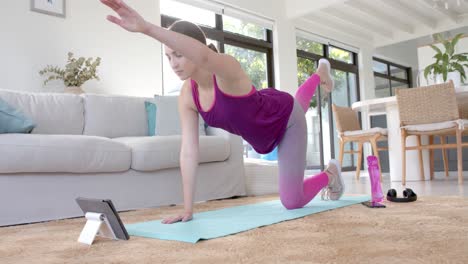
[0,89,246,226]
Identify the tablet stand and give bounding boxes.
[78,212,118,245]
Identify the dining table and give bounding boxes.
[352,85,468,182]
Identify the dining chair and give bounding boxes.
[428,135,450,180]
[456,98,468,180]
[332,104,388,181]
[430,98,468,180]
[396,80,467,185]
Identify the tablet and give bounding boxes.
[75,197,130,240]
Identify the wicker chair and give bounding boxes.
[429,135,451,179]
[396,80,466,185]
[432,99,468,179]
[332,104,388,181]
[458,99,468,120]
[456,98,468,174]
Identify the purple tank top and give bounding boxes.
[191,75,294,154]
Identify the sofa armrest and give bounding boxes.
[206,127,243,162]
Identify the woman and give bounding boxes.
[101,0,344,224]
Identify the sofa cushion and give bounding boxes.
[152,96,206,136]
[83,94,148,138]
[0,134,131,173]
[0,89,84,135]
[113,135,230,171]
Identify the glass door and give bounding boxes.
[297,57,321,170]
[297,59,359,171]
[329,70,358,169]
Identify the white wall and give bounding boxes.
[0,0,162,97]
[273,15,300,94]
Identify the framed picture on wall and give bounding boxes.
[30,0,66,18]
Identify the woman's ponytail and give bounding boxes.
[207,43,218,53]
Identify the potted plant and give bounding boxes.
[424,33,468,87]
[39,52,101,94]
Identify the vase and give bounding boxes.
[64,86,84,94]
[447,72,461,87]
[435,72,461,87]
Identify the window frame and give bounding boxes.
[373,57,412,96]
[161,13,274,94]
[297,41,360,171]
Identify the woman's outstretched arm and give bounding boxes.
[161,82,199,224]
[101,0,244,82]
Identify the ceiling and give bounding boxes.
[286,0,468,48]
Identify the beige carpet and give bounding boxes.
[1,195,468,264]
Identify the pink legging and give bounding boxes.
[278,74,329,209]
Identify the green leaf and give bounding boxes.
[443,54,449,66]
[452,62,465,72]
[451,33,463,51]
[452,54,467,62]
[424,63,436,79]
[429,44,442,55]
[434,53,443,61]
[433,33,444,43]
[444,41,453,56]
[460,70,466,83]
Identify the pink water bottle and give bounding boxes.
[367,156,383,203]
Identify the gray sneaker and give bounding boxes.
[317,58,335,93]
[321,159,345,201]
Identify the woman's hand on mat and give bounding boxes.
[101,0,148,33]
[161,212,193,224]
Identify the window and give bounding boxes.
[296,37,323,56]
[296,37,360,171]
[225,44,268,88]
[390,65,407,79]
[160,0,216,27]
[160,0,274,95]
[223,15,266,40]
[374,76,391,98]
[373,58,411,97]
[328,46,353,64]
[372,60,387,75]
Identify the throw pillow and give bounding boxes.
[144,101,157,136]
[0,98,36,133]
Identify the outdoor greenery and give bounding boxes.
[224,19,268,89]
[225,44,267,89]
[296,38,323,55]
[297,38,350,108]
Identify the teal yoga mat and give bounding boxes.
[125,195,370,243]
